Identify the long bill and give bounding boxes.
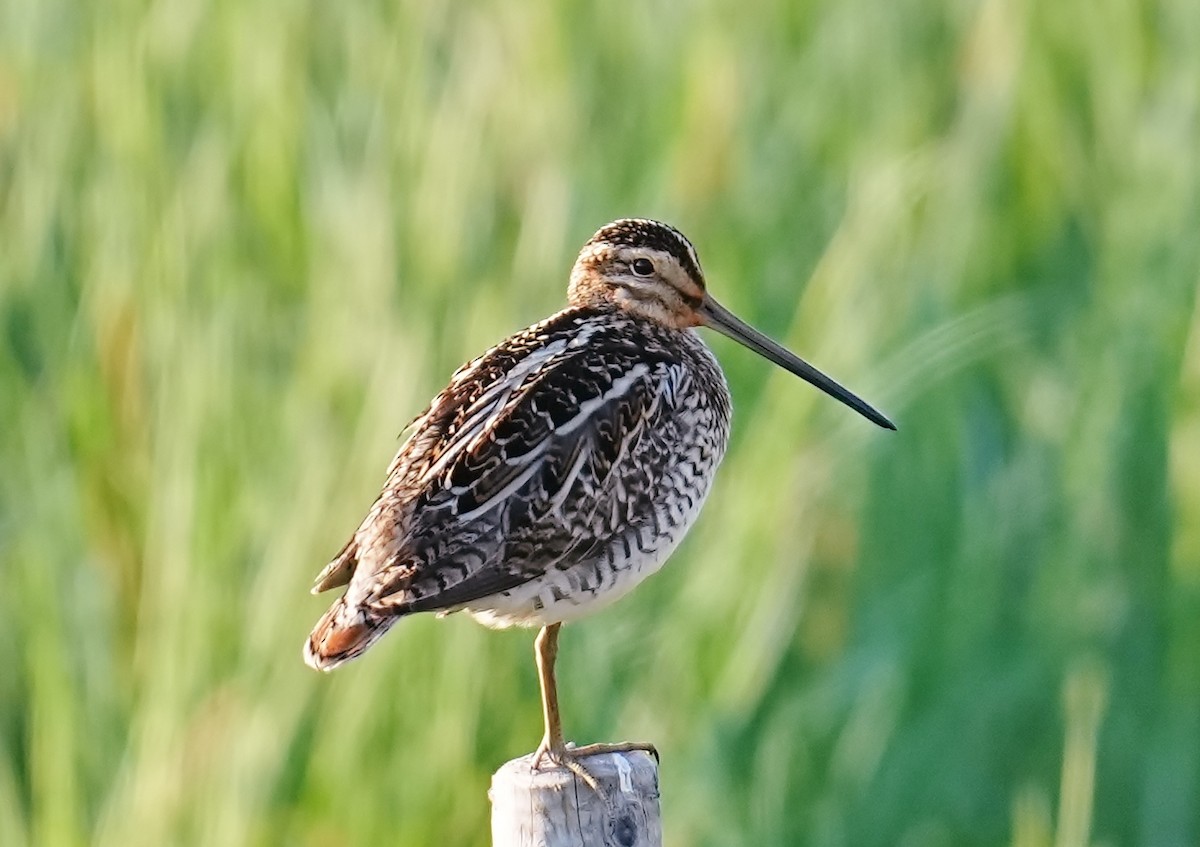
[698,295,897,431]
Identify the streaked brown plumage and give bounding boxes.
[305,218,894,784]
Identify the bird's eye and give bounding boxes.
[631,258,655,276]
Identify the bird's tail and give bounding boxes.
[304,596,395,672]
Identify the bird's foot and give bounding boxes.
[565,740,659,762]
[530,739,659,797]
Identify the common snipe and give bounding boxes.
[305,219,894,786]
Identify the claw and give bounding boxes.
[569,741,659,763]
[528,740,659,799]
[530,740,603,795]
[530,737,552,772]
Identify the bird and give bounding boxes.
[304,218,895,788]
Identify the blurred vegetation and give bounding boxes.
[2,0,1199,845]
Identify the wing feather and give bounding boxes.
[352,315,686,615]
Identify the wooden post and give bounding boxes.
[489,750,661,847]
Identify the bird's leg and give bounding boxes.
[531,623,565,767]
[529,624,658,796]
[530,623,604,794]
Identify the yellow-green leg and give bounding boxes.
[530,623,658,794]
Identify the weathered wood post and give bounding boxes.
[489,749,661,847]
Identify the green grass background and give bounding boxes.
[3,0,1199,844]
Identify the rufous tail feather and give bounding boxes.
[304,596,393,671]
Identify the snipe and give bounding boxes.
[305,218,894,788]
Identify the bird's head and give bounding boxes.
[568,218,896,430]
[568,218,709,330]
